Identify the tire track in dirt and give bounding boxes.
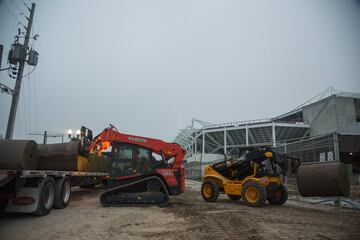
[165,192,263,240]
[163,183,360,240]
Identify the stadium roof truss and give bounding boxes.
[175,119,310,159]
[174,87,359,160]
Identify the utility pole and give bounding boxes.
[43,131,47,144]
[5,3,36,139]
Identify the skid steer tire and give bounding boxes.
[33,177,55,216]
[227,194,241,201]
[267,184,288,205]
[241,181,267,207]
[54,177,71,209]
[201,180,219,202]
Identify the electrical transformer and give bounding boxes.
[7,43,26,64]
[27,49,39,66]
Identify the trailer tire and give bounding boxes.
[33,177,55,216]
[54,177,71,209]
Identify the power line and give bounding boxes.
[20,0,29,7]
[10,0,29,23]
[17,87,22,138]
[11,0,24,13]
[32,68,38,131]
[0,1,24,25]
[21,84,28,136]
[20,65,36,78]
[27,65,31,133]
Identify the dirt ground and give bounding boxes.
[1,181,360,240]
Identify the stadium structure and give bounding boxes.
[174,87,360,180]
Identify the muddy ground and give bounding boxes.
[1,181,360,240]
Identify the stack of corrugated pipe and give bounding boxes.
[0,140,108,172]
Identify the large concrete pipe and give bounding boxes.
[37,142,80,171]
[0,140,38,170]
[297,161,350,197]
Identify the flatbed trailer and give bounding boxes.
[0,169,108,216]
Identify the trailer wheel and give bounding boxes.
[33,177,55,216]
[54,177,71,209]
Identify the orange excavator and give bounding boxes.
[87,125,186,206]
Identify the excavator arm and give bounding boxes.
[88,125,186,169]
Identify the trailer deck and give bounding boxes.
[0,170,108,178]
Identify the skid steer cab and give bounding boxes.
[201,148,291,207]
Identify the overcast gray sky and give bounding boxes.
[1,0,360,142]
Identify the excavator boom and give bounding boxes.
[89,126,185,169]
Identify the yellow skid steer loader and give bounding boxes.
[201,148,295,207]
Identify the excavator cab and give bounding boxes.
[108,143,166,187]
[100,141,184,206]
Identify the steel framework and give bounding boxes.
[174,87,349,162]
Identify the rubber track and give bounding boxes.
[100,176,170,207]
